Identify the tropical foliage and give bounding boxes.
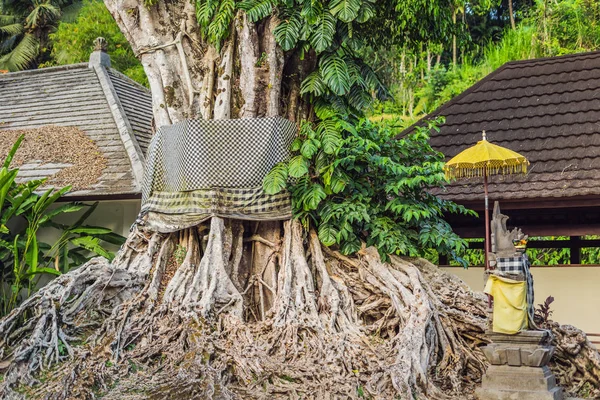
[0,0,79,71]
[0,136,125,316]
[264,117,475,262]
[50,0,146,85]
[374,0,600,124]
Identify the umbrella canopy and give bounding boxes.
[444,133,529,180]
[443,131,529,275]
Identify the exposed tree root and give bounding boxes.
[0,218,598,399]
[544,322,600,398]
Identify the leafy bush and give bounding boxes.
[264,117,475,263]
[50,0,147,86]
[0,136,124,316]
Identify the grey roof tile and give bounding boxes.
[0,61,153,199]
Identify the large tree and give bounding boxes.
[1,0,600,399]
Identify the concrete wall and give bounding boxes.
[442,266,600,334]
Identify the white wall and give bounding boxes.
[442,266,600,334]
[37,199,141,252]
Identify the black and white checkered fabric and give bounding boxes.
[497,255,535,328]
[141,117,296,220]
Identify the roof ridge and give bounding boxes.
[501,50,600,68]
[91,64,146,188]
[0,63,88,79]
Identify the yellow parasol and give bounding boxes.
[444,131,529,270]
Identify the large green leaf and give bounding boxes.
[70,236,113,260]
[0,33,39,71]
[288,155,309,178]
[318,223,338,246]
[320,54,351,96]
[274,11,302,51]
[69,226,113,235]
[263,162,288,195]
[239,0,275,22]
[317,120,343,154]
[329,0,361,22]
[301,183,326,211]
[39,203,85,225]
[300,71,328,96]
[3,135,24,169]
[301,0,322,24]
[308,10,336,53]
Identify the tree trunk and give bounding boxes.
[1,1,600,399]
[452,9,458,67]
[508,0,516,30]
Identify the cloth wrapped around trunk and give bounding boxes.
[141,117,296,231]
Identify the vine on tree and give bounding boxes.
[264,116,476,263]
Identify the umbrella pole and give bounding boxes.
[484,171,490,271]
[484,170,492,308]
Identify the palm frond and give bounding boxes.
[0,32,39,71]
[25,1,61,29]
[0,14,18,25]
[0,22,23,36]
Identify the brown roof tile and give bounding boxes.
[408,51,600,204]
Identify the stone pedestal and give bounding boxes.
[476,330,563,400]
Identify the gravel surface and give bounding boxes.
[0,126,107,190]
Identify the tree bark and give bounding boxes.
[508,0,516,30]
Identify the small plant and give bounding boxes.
[255,51,267,67]
[534,295,555,326]
[174,244,187,265]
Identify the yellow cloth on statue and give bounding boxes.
[484,274,528,334]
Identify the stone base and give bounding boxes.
[476,386,563,400]
[477,352,564,400]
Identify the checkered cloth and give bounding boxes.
[141,117,296,220]
[497,255,535,328]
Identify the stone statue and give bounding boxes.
[93,37,108,52]
[491,201,528,258]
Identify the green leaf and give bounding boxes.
[196,0,219,30]
[239,0,276,22]
[318,120,343,154]
[3,135,24,168]
[329,0,361,22]
[0,33,39,71]
[274,11,302,51]
[69,226,113,235]
[301,0,322,24]
[330,171,347,193]
[39,203,85,225]
[263,162,288,195]
[300,71,328,96]
[309,10,336,53]
[70,236,112,260]
[26,267,61,277]
[207,0,235,49]
[288,155,309,178]
[318,223,338,246]
[320,54,351,96]
[300,138,319,159]
[301,183,326,211]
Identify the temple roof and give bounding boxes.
[0,55,153,199]
[407,50,600,209]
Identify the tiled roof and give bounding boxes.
[107,69,153,154]
[409,51,600,205]
[0,58,152,198]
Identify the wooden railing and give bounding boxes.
[587,333,600,346]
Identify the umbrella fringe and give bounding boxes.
[444,162,528,180]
